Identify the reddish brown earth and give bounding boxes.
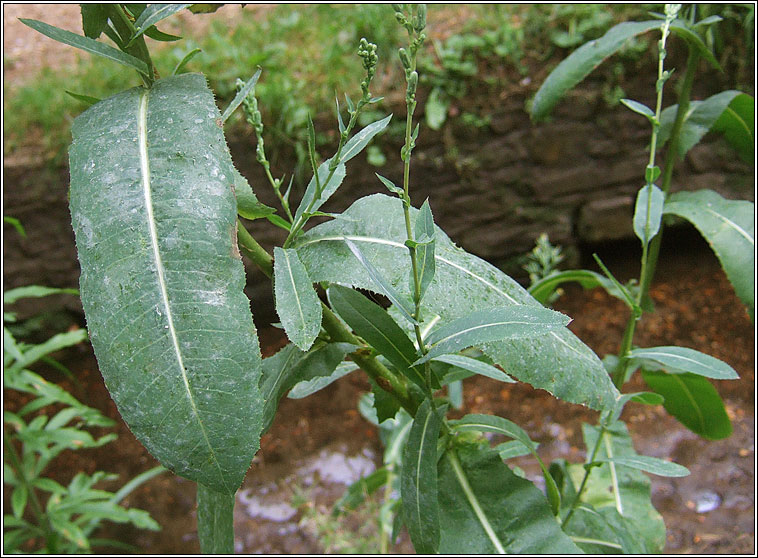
[6,236,754,554]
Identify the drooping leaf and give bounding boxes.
[568,421,666,553]
[273,247,322,351]
[414,199,436,303]
[260,342,354,433]
[438,442,581,554]
[401,398,442,554]
[128,4,191,47]
[664,189,754,319]
[669,21,722,71]
[641,369,732,439]
[633,184,664,246]
[327,285,425,388]
[294,194,618,410]
[531,20,662,121]
[711,93,754,163]
[528,269,628,305]
[658,90,746,158]
[197,484,234,554]
[628,346,738,379]
[20,19,149,77]
[68,73,263,494]
[416,306,570,365]
[340,114,392,163]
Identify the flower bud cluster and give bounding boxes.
[358,38,378,101]
[236,78,268,167]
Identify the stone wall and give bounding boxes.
[3,83,753,324]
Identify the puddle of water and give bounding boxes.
[296,445,376,487]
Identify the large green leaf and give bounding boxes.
[664,189,754,319]
[531,20,661,121]
[401,398,442,554]
[273,247,322,351]
[68,73,263,494]
[658,90,748,159]
[567,422,666,553]
[437,442,581,554]
[641,369,732,439]
[294,194,617,410]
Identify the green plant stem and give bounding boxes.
[612,32,700,389]
[561,424,607,529]
[109,4,155,86]
[196,484,234,554]
[236,220,417,415]
[3,431,58,552]
[637,47,700,302]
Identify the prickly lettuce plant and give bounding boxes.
[20,3,751,553]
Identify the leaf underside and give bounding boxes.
[69,73,263,494]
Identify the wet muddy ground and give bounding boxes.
[6,237,755,554]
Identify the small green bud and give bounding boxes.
[392,3,403,13]
[395,11,407,26]
[414,4,426,32]
[399,47,411,70]
[407,71,418,95]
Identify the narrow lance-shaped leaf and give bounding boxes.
[641,369,732,439]
[20,18,149,77]
[220,69,261,125]
[327,285,426,388]
[528,269,628,305]
[628,346,738,379]
[339,114,392,163]
[432,354,514,384]
[69,74,263,494]
[401,398,442,554]
[288,361,357,399]
[128,3,192,47]
[344,239,417,324]
[633,184,664,247]
[592,455,689,477]
[416,306,570,365]
[292,158,347,225]
[273,247,322,351]
[531,20,662,120]
[413,199,436,302]
[664,189,754,319]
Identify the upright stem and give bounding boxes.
[109,4,155,86]
[637,47,700,302]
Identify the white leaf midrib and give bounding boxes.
[138,90,226,490]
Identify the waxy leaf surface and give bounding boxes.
[294,194,617,409]
[69,74,262,494]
